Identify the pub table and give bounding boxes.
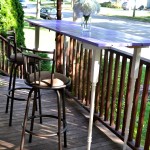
[25,19,150,150]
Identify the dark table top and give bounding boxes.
[26,19,150,48]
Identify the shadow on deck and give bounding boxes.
[0,76,131,150]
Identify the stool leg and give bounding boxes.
[29,89,37,143]
[56,90,62,150]
[38,89,42,124]
[62,89,67,147]
[20,88,34,150]
[9,64,18,126]
[5,63,14,113]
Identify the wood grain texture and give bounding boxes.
[0,76,131,150]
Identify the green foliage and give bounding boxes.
[141,101,150,145]
[0,0,16,34]
[133,101,150,146]
[0,0,25,47]
[141,65,146,84]
[100,2,112,8]
[100,2,120,8]
[38,53,52,72]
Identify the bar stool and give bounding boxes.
[5,30,42,126]
[20,48,70,150]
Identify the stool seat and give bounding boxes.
[5,30,28,126]
[9,53,23,64]
[9,53,38,64]
[5,30,42,127]
[25,72,70,88]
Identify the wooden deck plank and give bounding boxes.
[0,76,131,150]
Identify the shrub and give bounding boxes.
[100,2,112,7]
[38,53,53,72]
[100,2,120,8]
[0,0,25,47]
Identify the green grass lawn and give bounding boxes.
[99,7,150,23]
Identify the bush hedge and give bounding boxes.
[0,0,25,47]
[100,2,112,7]
[100,2,120,8]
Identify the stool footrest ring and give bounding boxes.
[7,87,35,101]
[23,114,67,137]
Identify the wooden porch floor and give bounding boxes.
[0,76,131,150]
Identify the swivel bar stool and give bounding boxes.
[5,30,42,126]
[20,48,70,150]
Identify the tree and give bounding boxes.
[0,0,25,47]
[36,0,41,19]
[132,0,136,17]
